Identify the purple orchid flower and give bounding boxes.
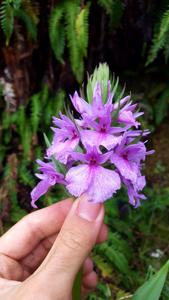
[81,107,124,150]
[111,132,151,185]
[31,65,154,208]
[31,160,65,208]
[118,110,141,128]
[66,145,121,202]
[70,82,113,121]
[123,177,146,208]
[113,96,143,128]
[46,113,80,164]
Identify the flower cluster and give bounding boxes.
[31,75,153,208]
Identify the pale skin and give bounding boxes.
[0,195,107,299]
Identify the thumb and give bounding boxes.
[30,194,104,298]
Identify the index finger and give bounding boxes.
[0,198,73,260]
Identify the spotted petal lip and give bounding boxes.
[66,164,121,203]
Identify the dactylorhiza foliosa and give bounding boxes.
[31,64,154,209]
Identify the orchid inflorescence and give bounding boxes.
[31,64,153,208]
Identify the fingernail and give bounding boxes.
[76,194,101,222]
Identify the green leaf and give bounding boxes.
[72,269,82,300]
[146,8,169,65]
[49,5,65,63]
[15,8,38,41]
[132,260,169,300]
[75,4,90,57]
[0,0,14,45]
[98,242,129,274]
[43,132,51,147]
[65,0,85,83]
[30,92,42,133]
[97,0,124,28]
[154,88,169,125]
[22,124,32,158]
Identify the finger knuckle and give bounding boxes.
[60,229,91,252]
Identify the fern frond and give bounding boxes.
[21,124,32,158]
[42,89,65,127]
[30,93,41,133]
[49,5,65,63]
[64,0,84,83]
[95,238,130,274]
[41,85,49,105]
[0,0,14,45]
[53,89,65,116]
[15,8,38,40]
[22,0,39,25]
[97,0,124,27]
[164,33,169,61]
[75,4,90,57]
[2,111,13,129]
[13,0,22,10]
[97,0,115,15]
[15,106,26,137]
[19,161,35,186]
[0,0,37,44]
[146,8,169,65]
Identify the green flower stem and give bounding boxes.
[72,269,82,300]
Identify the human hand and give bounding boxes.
[0,194,107,299]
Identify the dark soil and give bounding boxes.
[146,122,169,187]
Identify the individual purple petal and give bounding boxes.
[123,179,146,208]
[111,153,138,184]
[135,175,146,191]
[118,110,140,128]
[66,164,92,197]
[92,82,102,107]
[128,186,146,208]
[66,164,121,202]
[31,179,54,208]
[146,149,155,155]
[124,142,147,163]
[113,95,131,110]
[34,173,46,180]
[46,113,80,164]
[105,81,114,107]
[81,129,122,150]
[92,83,105,118]
[47,137,79,164]
[81,130,100,148]
[70,91,93,116]
[51,127,69,140]
[36,159,53,169]
[134,112,144,118]
[31,160,66,208]
[100,134,123,150]
[87,166,121,202]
